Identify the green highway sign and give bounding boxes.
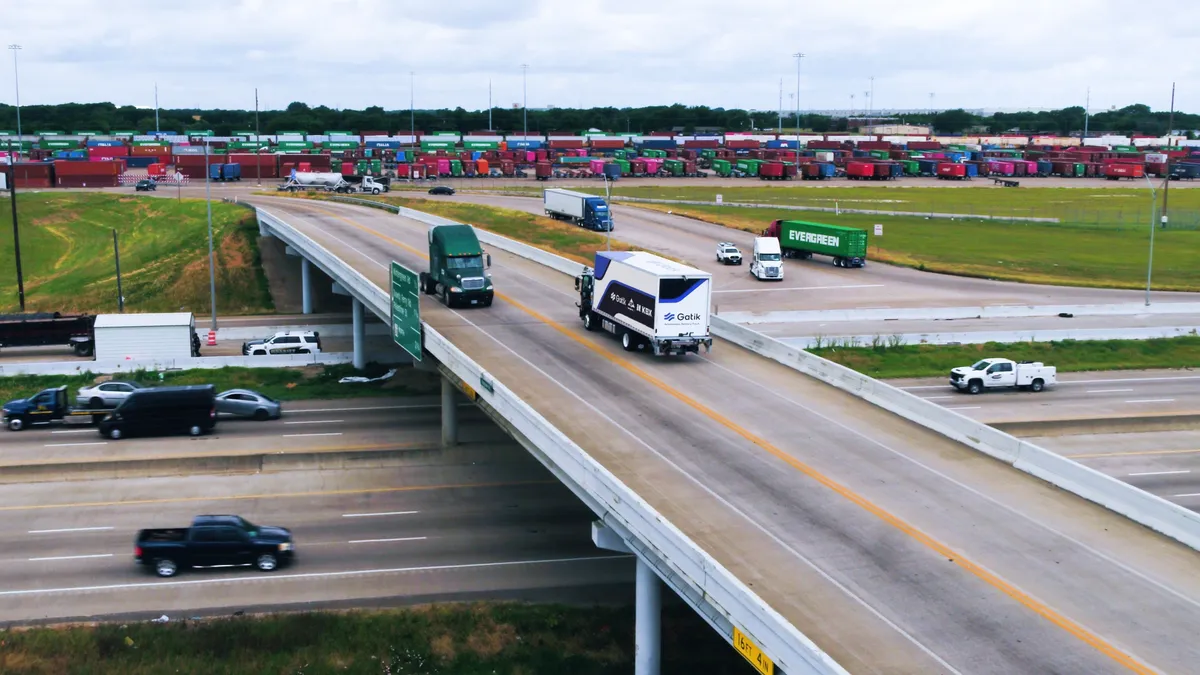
[390,261,422,362]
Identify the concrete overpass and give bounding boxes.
[248,194,1200,675]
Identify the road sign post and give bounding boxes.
[390,261,422,362]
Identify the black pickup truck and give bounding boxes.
[134,515,295,577]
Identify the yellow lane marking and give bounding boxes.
[0,442,435,469]
[0,480,556,512]
[1068,448,1200,459]
[298,198,1160,674]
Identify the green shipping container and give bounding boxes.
[776,221,868,264]
[450,159,463,176]
[735,159,761,176]
[189,130,214,137]
[700,149,716,159]
[41,139,80,149]
[464,141,499,150]
[110,130,137,137]
[712,159,732,176]
[664,159,684,176]
[370,160,382,173]
[74,130,101,136]
[901,160,920,175]
[324,141,359,150]
[614,149,627,159]
[276,130,306,137]
[614,159,630,172]
[421,140,456,151]
[642,149,666,158]
[1073,163,1085,177]
[869,150,890,160]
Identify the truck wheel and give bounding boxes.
[109,427,122,440]
[372,188,381,195]
[189,425,202,437]
[583,312,596,331]
[155,558,178,577]
[967,380,982,395]
[621,331,635,352]
[89,397,104,409]
[441,287,454,308]
[255,554,279,572]
[7,418,23,431]
[1030,379,1044,393]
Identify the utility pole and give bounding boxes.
[777,78,783,135]
[1083,87,1090,140]
[521,64,529,139]
[1143,174,1158,306]
[793,53,804,169]
[154,82,160,134]
[8,45,22,160]
[112,229,124,312]
[868,75,875,130]
[254,87,262,187]
[409,71,415,145]
[1161,82,1176,226]
[6,139,24,310]
[204,141,217,331]
[488,79,493,131]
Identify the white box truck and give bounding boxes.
[544,188,613,231]
[949,358,1057,394]
[575,251,712,356]
[750,236,784,280]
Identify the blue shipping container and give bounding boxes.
[1036,160,1053,176]
[889,163,903,178]
[603,163,622,179]
[221,163,241,180]
[917,159,940,176]
[471,151,482,161]
[209,163,224,180]
[366,140,401,149]
[87,140,126,147]
[965,163,978,177]
[508,140,542,150]
[639,139,677,150]
[816,163,836,177]
[125,156,158,168]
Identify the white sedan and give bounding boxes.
[76,381,145,409]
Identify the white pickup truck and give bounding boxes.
[950,358,1056,394]
[716,242,742,265]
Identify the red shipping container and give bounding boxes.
[907,141,942,150]
[148,163,166,176]
[57,175,120,188]
[683,139,720,149]
[54,159,123,176]
[806,141,842,150]
[548,140,584,149]
[630,159,646,175]
[298,162,311,172]
[15,177,52,188]
[857,141,892,151]
[724,140,760,149]
[591,139,625,149]
[535,162,552,179]
[759,162,784,179]
[937,162,967,179]
[846,161,875,179]
[1104,163,1145,179]
[500,160,515,176]
[873,163,892,178]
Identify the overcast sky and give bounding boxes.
[1,0,1195,114]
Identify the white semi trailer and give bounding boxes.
[575,251,712,356]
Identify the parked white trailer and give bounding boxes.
[575,251,711,356]
[94,312,196,361]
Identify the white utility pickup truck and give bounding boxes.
[949,358,1056,394]
[716,242,743,265]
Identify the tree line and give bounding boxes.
[0,101,1194,137]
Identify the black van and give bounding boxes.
[97,385,217,440]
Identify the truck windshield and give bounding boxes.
[970,360,992,370]
[759,253,781,261]
[446,255,483,270]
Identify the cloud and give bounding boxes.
[0,0,1193,113]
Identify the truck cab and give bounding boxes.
[950,358,1057,394]
[419,224,494,308]
[582,196,613,231]
[2,385,108,431]
[750,237,784,280]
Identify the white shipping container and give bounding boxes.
[94,313,195,361]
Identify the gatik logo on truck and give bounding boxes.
[664,312,702,322]
[789,230,840,247]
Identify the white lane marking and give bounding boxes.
[1129,470,1191,477]
[946,406,981,410]
[289,404,439,414]
[922,396,954,400]
[0,554,632,597]
[50,429,96,434]
[282,432,344,438]
[342,511,419,518]
[348,536,428,544]
[1125,399,1175,404]
[29,527,114,534]
[28,553,114,562]
[713,284,886,294]
[283,419,344,425]
[43,442,107,448]
[441,306,962,673]
[1086,389,1134,394]
[1174,493,1200,498]
[697,354,1200,616]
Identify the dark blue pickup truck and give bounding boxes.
[135,515,295,577]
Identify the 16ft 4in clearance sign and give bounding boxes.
[733,626,775,675]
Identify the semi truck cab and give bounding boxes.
[582,197,613,231]
[750,237,784,280]
[419,224,494,308]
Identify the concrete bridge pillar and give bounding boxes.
[441,376,458,447]
[352,298,365,370]
[300,258,313,315]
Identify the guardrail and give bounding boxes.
[255,204,848,675]
[313,196,1200,554]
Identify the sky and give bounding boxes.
[1,0,1196,114]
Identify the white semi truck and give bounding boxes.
[750,236,784,280]
[277,171,388,194]
[950,358,1057,394]
[575,251,712,356]
[544,188,613,231]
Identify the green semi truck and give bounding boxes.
[763,219,868,268]
[419,224,494,308]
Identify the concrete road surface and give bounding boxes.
[241,195,1200,675]
[0,468,632,624]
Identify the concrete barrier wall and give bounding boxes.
[256,204,847,675]
[780,326,1200,348]
[0,352,357,377]
[723,302,1200,326]
[710,315,1200,552]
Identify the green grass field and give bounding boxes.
[0,193,273,314]
[0,603,754,675]
[635,202,1200,291]
[811,335,1200,379]
[0,363,437,405]
[489,184,1200,230]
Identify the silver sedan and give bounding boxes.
[214,389,282,421]
[77,381,145,409]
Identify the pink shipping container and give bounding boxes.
[525,151,536,162]
[589,159,606,174]
[436,159,450,175]
[987,161,1015,176]
[642,158,662,173]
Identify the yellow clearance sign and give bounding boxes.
[732,627,775,675]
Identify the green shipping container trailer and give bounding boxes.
[765,220,868,268]
[712,159,732,176]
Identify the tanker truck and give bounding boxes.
[277,171,352,193]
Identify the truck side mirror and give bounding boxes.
[486,254,492,269]
[574,277,581,291]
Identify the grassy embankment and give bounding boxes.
[0,193,273,314]
[0,363,439,404]
[0,603,755,675]
[810,335,1200,380]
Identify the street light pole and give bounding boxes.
[410,71,415,146]
[1161,81,1176,224]
[204,141,217,330]
[1143,173,1158,307]
[8,45,22,160]
[521,64,529,139]
[6,139,25,311]
[154,82,160,134]
[793,53,804,170]
[255,87,262,187]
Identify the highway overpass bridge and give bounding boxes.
[247,194,1200,675]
